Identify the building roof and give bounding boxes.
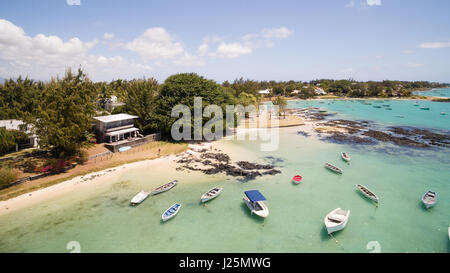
[258,89,271,94]
[93,113,138,123]
[245,190,266,202]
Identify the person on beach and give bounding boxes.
[158,148,161,156]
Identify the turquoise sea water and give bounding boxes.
[0,99,449,253]
[413,87,450,98]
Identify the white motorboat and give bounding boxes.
[324,208,350,234]
[243,190,269,218]
[130,190,150,205]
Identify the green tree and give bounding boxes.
[156,73,232,138]
[0,128,15,155]
[35,68,97,158]
[272,96,287,118]
[122,78,159,135]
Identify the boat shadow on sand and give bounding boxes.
[239,203,266,225]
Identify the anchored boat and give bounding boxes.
[324,163,343,174]
[422,190,437,209]
[356,184,379,203]
[162,203,181,221]
[118,146,131,152]
[151,180,178,195]
[243,190,269,218]
[292,175,302,184]
[201,187,223,203]
[341,152,350,162]
[420,107,430,110]
[324,208,350,234]
[130,190,150,205]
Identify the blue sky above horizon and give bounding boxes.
[0,0,449,83]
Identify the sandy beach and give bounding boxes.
[0,142,218,217]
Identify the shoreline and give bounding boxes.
[0,141,218,216]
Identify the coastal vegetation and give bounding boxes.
[0,68,448,190]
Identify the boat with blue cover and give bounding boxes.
[243,190,269,218]
[162,203,181,221]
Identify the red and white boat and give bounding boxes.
[341,152,351,162]
[292,175,302,184]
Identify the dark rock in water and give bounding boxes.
[200,152,230,163]
[236,161,274,170]
[322,133,376,145]
[363,130,429,148]
[297,130,310,137]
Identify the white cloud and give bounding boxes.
[125,27,184,60]
[103,33,115,39]
[261,27,292,39]
[407,63,424,68]
[173,53,205,66]
[66,0,81,6]
[0,19,151,81]
[418,42,450,49]
[366,0,381,6]
[198,26,292,59]
[214,42,252,59]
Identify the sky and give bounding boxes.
[0,0,449,83]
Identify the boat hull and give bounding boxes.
[325,163,343,174]
[201,188,223,203]
[162,204,181,222]
[324,208,350,235]
[152,180,178,195]
[130,191,150,205]
[422,191,437,209]
[243,197,269,218]
[356,185,379,203]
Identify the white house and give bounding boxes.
[0,119,38,148]
[291,90,301,95]
[93,113,140,143]
[258,89,271,95]
[314,87,326,95]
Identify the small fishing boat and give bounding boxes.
[422,190,437,209]
[382,104,390,107]
[373,106,382,108]
[118,146,131,152]
[318,109,327,113]
[162,203,181,221]
[385,108,392,110]
[440,112,446,115]
[130,190,150,205]
[324,208,350,234]
[243,190,269,218]
[356,184,379,203]
[292,175,302,184]
[414,102,419,106]
[395,115,404,118]
[324,163,343,174]
[420,107,430,110]
[201,187,223,203]
[151,180,178,195]
[341,152,350,162]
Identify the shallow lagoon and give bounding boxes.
[0,99,449,253]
